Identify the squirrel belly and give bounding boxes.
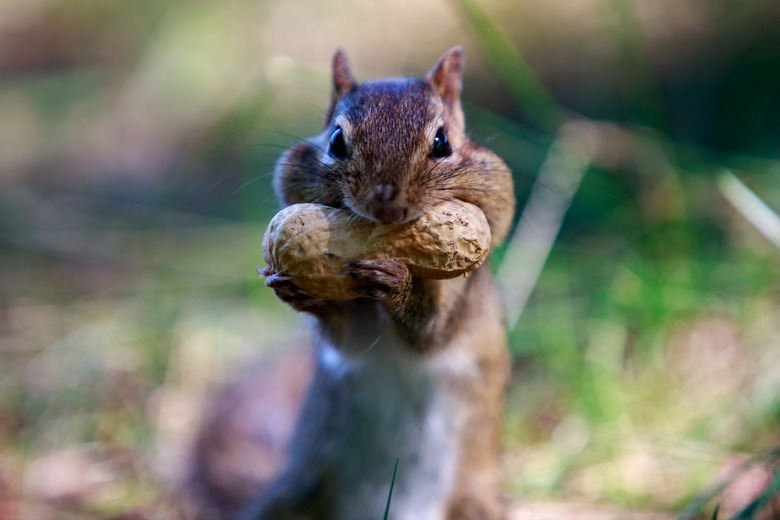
[295,336,461,520]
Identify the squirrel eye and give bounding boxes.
[432,128,451,158]
[328,127,348,159]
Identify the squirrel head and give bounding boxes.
[275,47,514,243]
[319,46,470,224]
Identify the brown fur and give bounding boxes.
[183,47,516,520]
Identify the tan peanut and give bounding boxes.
[262,201,491,300]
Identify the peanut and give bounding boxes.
[262,201,491,300]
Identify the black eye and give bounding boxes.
[328,127,348,159]
[432,128,451,158]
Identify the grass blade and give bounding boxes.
[450,0,565,132]
[726,465,780,520]
[383,457,399,520]
[718,169,780,251]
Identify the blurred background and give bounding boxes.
[0,0,778,518]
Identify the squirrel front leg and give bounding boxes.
[342,259,412,312]
[344,259,469,351]
[265,259,468,351]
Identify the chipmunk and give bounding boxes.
[182,46,516,520]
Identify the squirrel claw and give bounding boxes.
[264,273,329,314]
[265,274,302,300]
[258,266,274,277]
[265,273,293,287]
[343,259,411,305]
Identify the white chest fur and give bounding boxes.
[315,340,473,520]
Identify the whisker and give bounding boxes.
[357,335,382,359]
[205,142,299,160]
[432,186,516,208]
[207,169,244,193]
[232,173,276,194]
[267,129,329,155]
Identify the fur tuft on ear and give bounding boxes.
[425,46,465,108]
[332,48,357,98]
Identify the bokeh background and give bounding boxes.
[1,0,778,518]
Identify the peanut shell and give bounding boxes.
[262,201,491,300]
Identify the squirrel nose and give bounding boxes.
[373,183,397,204]
[367,182,407,222]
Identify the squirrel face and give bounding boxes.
[323,79,465,223]
[274,47,515,243]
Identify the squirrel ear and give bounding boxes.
[426,46,465,107]
[332,48,357,97]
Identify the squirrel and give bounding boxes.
[181,46,516,520]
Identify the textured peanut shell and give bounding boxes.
[262,201,491,300]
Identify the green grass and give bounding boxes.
[383,457,400,520]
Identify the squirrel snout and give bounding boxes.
[373,182,397,204]
[365,182,408,223]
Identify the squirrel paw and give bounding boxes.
[342,259,411,307]
[263,270,329,314]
